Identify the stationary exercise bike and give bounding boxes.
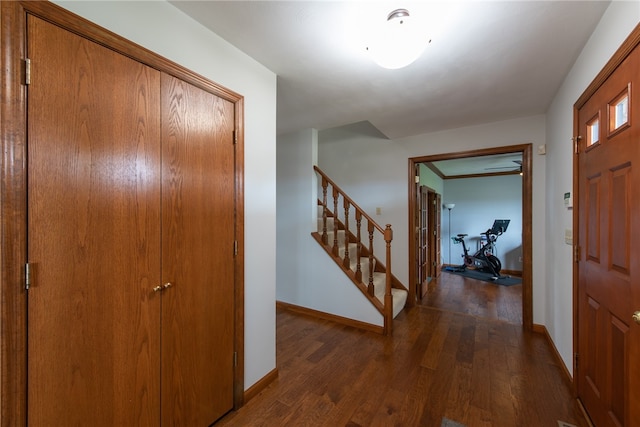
[452,219,510,279]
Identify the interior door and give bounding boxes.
[27,15,162,426]
[430,192,442,277]
[418,186,429,297]
[576,38,640,426]
[160,74,236,425]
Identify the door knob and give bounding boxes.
[633,311,640,325]
[153,283,172,292]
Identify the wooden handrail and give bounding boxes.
[314,166,385,234]
[314,166,397,335]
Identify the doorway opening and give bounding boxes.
[408,144,533,330]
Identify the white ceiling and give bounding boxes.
[431,152,523,177]
[170,0,610,140]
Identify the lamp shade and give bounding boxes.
[444,203,455,210]
[366,9,430,70]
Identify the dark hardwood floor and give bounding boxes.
[216,272,587,427]
[421,271,523,324]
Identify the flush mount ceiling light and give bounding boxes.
[366,8,431,70]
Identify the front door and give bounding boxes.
[576,33,640,426]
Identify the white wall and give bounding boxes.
[53,0,278,390]
[276,129,383,326]
[545,2,640,374]
[443,175,522,271]
[319,115,547,321]
[419,163,444,194]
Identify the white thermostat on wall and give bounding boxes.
[564,192,573,208]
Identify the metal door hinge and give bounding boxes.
[24,58,31,85]
[574,352,579,369]
[25,263,31,290]
[574,245,580,263]
[234,240,238,256]
[233,130,238,145]
[233,351,238,367]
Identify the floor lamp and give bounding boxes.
[444,203,455,265]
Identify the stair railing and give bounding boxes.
[314,166,394,332]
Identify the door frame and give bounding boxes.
[572,22,640,408]
[408,144,533,330]
[0,2,246,423]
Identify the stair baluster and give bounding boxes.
[355,211,362,282]
[368,221,375,296]
[321,177,329,245]
[342,198,351,269]
[332,187,339,257]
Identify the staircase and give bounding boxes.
[312,166,409,335]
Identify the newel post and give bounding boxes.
[384,224,393,335]
[367,222,375,296]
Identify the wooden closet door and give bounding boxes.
[161,73,236,425]
[27,15,162,426]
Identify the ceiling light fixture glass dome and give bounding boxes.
[366,8,430,70]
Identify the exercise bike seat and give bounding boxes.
[456,233,468,237]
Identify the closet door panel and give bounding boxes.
[161,74,236,425]
[27,15,162,426]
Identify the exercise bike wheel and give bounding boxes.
[487,255,502,274]
[464,256,474,267]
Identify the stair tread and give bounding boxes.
[317,218,336,232]
[315,207,407,321]
[322,229,347,245]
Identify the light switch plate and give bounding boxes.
[565,228,573,245]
